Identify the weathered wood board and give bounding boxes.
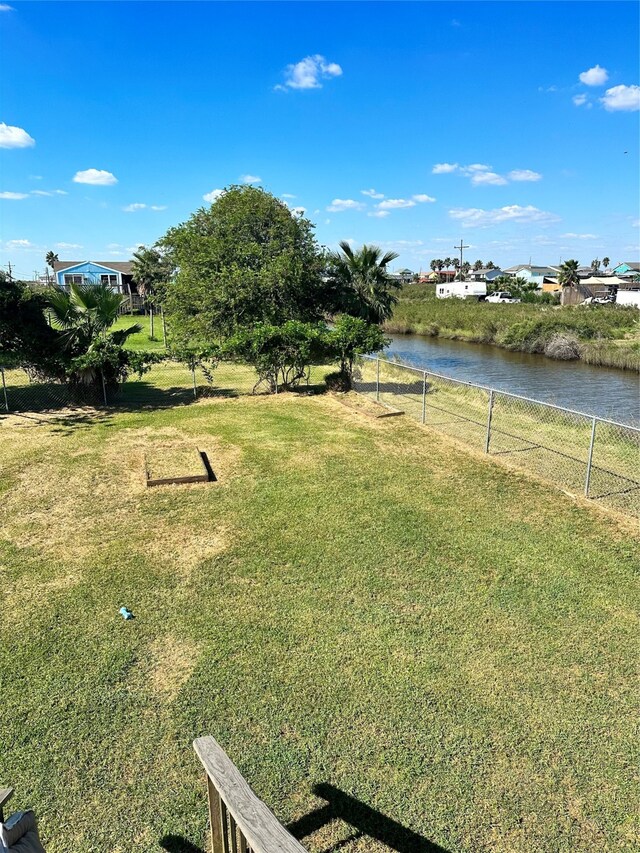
[145,444,211,487]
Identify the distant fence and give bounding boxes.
[353,355,640,517]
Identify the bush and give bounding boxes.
[224,321,328,392]
[544,333,581,360]
[325,315,388,376]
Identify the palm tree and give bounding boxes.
[429,259,438,273]
[473,259,483,271]
[591,258,600,273]
[131,246,173,301]
[558,259,580,289]
[443,257,452,274]
[462,261,471,277]
[46,281,140,354]
[328,241,400,324]
[602,257,610,272]
[45,251,59,283]
[486,260,496,270]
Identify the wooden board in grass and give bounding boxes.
[145,443,210,487]
[333,391,404,419]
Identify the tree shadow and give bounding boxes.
[159,834,205,853]
[288,783,450,853]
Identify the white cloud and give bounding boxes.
[6,239,33,248]
[573,94,589,107]
[561,233,598,239]
[277,54,342,91]
[241,174,261,184]
[412,194,436,203]
[73,168,117,185]
[326,198,365,212]
[0,123,35,149]
[368,210,390,218]
[449,204,560,228]
[0,4,15,10]
[0,191,28,199]
[632,219,640,228]
[290,206,306,216]
[31,189,68,196]
[460,164,492,174]
[106,243,122,250]
[361,188,384,199]
[126,243,145,253]
[56,242,83,250]
[470,171,508,186]
[600,84,640,112]
[432,163,458,174]
[507,169,542,182]
[377,198,416,210]
[281,193,296,199]
[203,188,225,202]
[123,202,167,212]
[579,65,609,86]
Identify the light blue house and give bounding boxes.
[612,262,640,276]
[503,265,559,287]
[53,260,134,293]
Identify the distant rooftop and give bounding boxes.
[53,260,133,274]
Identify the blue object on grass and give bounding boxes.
[119,606,134,620]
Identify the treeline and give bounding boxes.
[1,186,404,392]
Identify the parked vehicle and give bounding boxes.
[436,281,486,300]
[486,291,520,303]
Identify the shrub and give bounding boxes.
[544,333,581,360]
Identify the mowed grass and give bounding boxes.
[112,312,167,352]
[1,385,639,853]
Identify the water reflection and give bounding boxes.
[386,334,640,425]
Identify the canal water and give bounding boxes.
[385,333,640,425]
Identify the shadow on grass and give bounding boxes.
[289,783,450,852]
[159,835,205,853]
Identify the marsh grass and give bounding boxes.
[386,293,640,370]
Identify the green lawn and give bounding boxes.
[112,312,167,352]
[1,381,638,852]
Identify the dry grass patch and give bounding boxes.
[147,634,201,702]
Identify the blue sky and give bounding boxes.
[1,1,639,278]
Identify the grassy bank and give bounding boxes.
[386,289,640,371]
[1,375,638,852]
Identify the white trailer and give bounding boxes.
[616,290,640,308]
[436,281,486,300]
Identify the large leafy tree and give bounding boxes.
[558,259,580,289]
[160,186,327,344]
[0,274,62,375]
[327,241,400,324]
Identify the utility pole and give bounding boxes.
[454,239,469,279]
[6,261,13,282]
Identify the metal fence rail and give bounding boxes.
[353,355,640,517]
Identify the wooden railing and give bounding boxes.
[193,737,307,853]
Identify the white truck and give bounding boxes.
[485,291,520,304]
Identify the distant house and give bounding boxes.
[612,262,640,277]
[53,260,135,293]
[389,268,415,284]
[504,265,559,287]
[467,267,505,283]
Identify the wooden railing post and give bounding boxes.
[208,776,225,853]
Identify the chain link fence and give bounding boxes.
[353,355,640,517]
[0,360,263,414]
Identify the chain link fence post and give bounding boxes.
[485,389,494,453]
[101,370,108,406]
[161,307,167,348]
[376,358,380,402]
[422,371,427,424]
[192,366,198,398]
[584,417,597,497]
[1,368,8,412]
